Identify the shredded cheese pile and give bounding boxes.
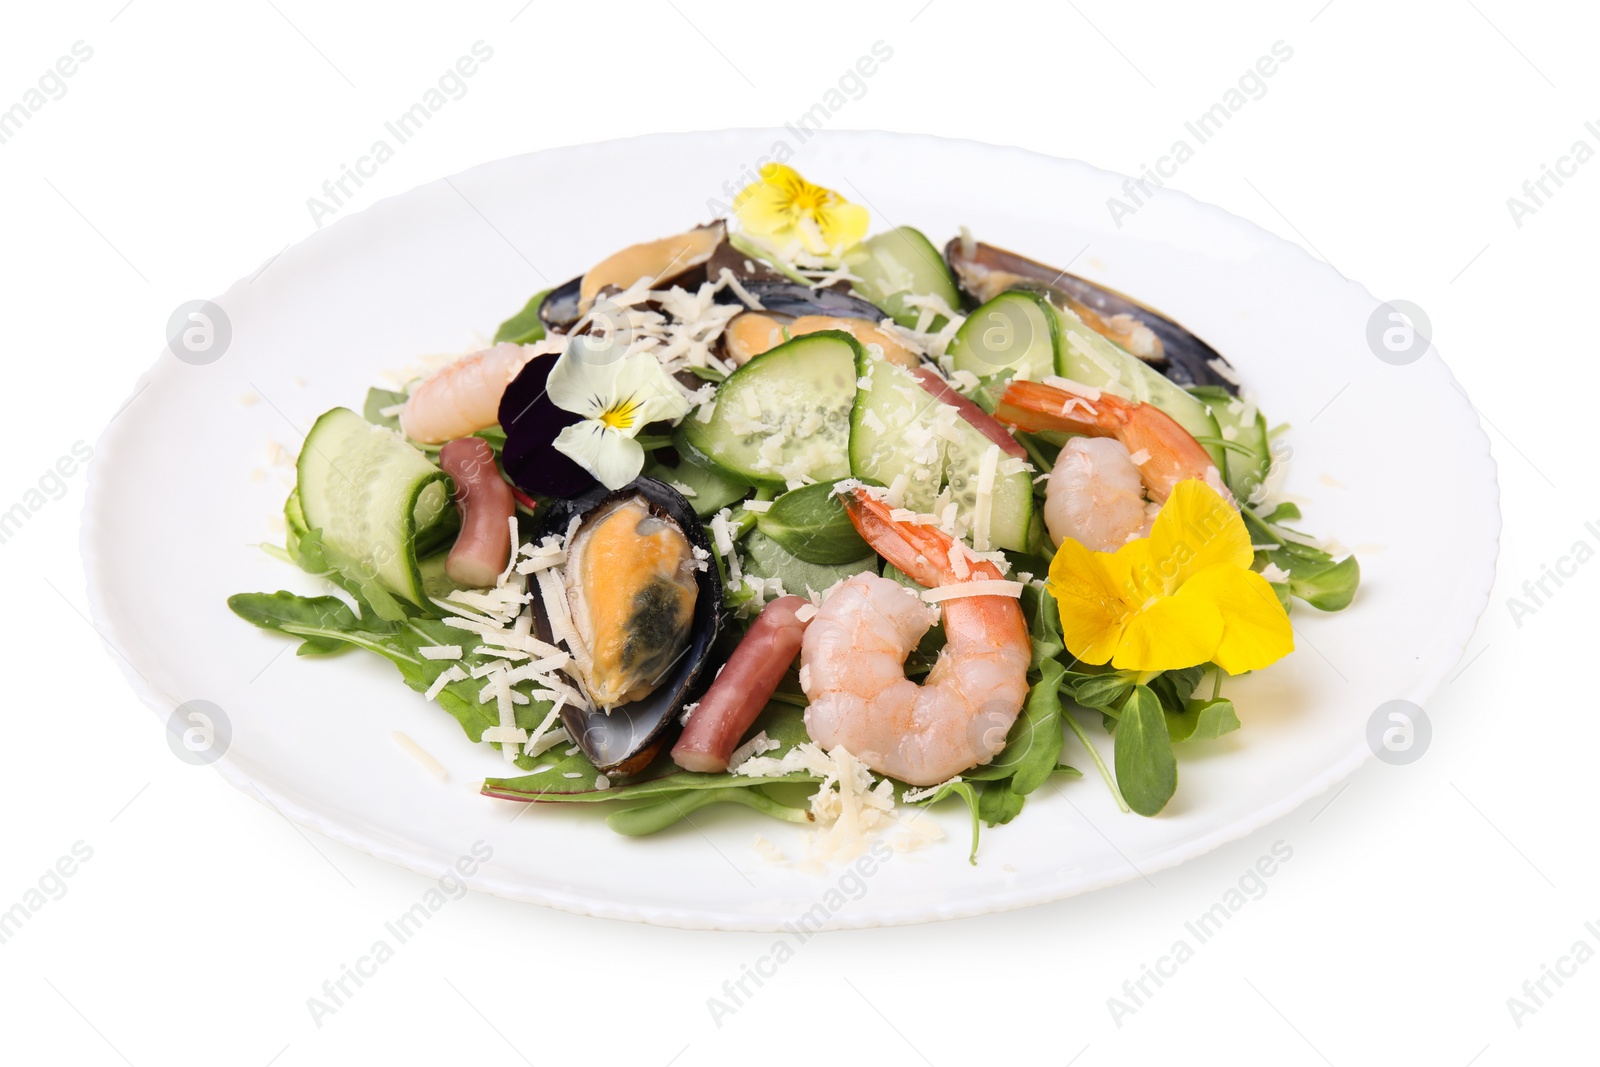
[425,518,602,764]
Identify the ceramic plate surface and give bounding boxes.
[83,130,1499,930]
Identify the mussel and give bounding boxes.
[945,237,1239,393]
[708,272,916,367]
[722,309,919,368]
[712,276,887,321]
[533,478,722,775]
[539,221,727,332]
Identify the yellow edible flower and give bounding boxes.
[1047,480,1294,674]
[732,163,868,256]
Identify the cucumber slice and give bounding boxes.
[296,407,452,619]
[948,291,1060,385]
[1192,386,1272,503]
[849,348,1033,552]
[1051,306,1225,470]
[849,347,950,513]
[941,418,1033,553]
[843,227,962,330]
[284,487,307,560]
[680,331,858,489]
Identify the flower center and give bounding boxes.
[599,396,639,431]
[788,185,826,216]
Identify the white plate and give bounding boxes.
[83,130,1499,930]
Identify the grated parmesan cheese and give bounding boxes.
[1208,358,1243,385]
[728,731,781,769]
[971,443,999,552]
[921,580,1025,603]
[391,731,449,783]
[1041,375,1103,400]
[424,665,466,702]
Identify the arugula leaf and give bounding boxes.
[1020,579,1065,668]
[1287,555,1360,611]
[1113,685,1178,816]
[1242,505,1361,612]
[966,659,1065,796]
[285,525,409,624]
[1146,665,1205,716]
[977,780,1026,826]
[1065,670,1137,715]
[1062,708,1131,814]
[491,289,550,345]
[744,531,876,603]
[1168,697,1242,743]
[227,590,388,656]
[472,425,507,453]
[484,700,818,802]
[229,591,557,766]
[605,788,811,836]
[755,481,872,564]
[363,388,407,430]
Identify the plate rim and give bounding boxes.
[80,127,1502,930]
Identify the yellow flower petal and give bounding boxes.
[1181,566,1295,673]
[1136,479,1253,597]
[815,200,868,251]
[1047,536,1130,665]
[758,162,808,200]
[732,180,799,240]
[731,164,867,254]
[1111,588,1225,671]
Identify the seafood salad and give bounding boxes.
[230,165,1360,862]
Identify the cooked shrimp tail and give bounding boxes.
[994,379,1228,504]
[839,487,1007,586]
[802,489,1031,786]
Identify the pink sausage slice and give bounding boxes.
[439,437,515,589]
[672,595,811,773]
[909,366,1028,460]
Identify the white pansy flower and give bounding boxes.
[547,335,690,489]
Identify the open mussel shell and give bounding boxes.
[539,222,726,333]
[712,278,887,320]
[705,239,794,287]
[532,477,722,776]
[945,237,1239,394]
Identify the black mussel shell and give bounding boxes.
[705,239,793,287]
[538,275,583,333]
[497,351,593,499]
[539,223,726,334]
[945,237,1240,394]
[713,279,889,321]
[531,478,723,776]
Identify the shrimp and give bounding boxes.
[800,488,1031,786]
[1045,437,1154,551]
[995,378,1233,549]
[399,342,542,445]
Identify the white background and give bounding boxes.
[0,1,1592,1064]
